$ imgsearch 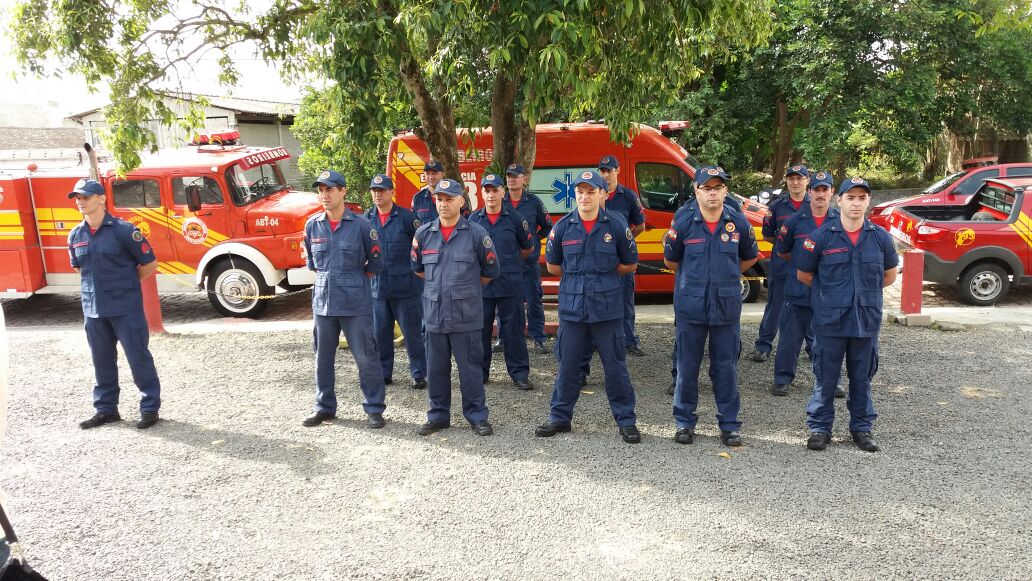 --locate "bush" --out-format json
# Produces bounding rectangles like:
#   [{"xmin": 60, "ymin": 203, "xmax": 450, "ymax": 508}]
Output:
[{"xmin": 730, "ymin": 171, "xmax": 775, "ymax": 198}]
